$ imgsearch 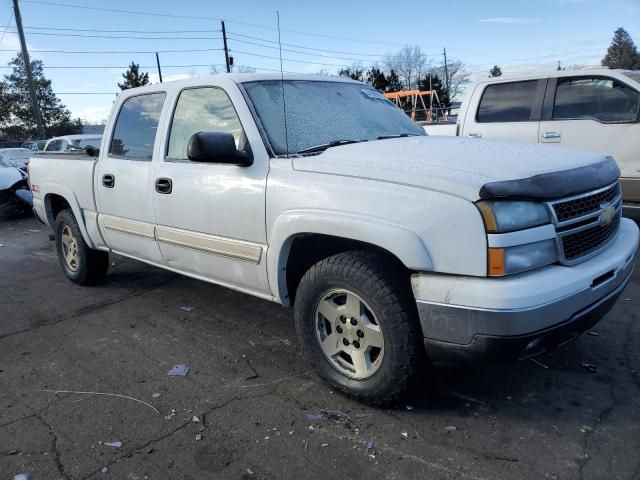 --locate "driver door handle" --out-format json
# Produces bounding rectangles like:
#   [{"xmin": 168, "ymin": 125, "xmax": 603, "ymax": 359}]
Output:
[
  {"xmin": 102, "ymin": 174, "xmax": 115, "ymax": 188},
  {"xmin": 155, "ymin": 177, "xmax": 173, "ymax": 194}
]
